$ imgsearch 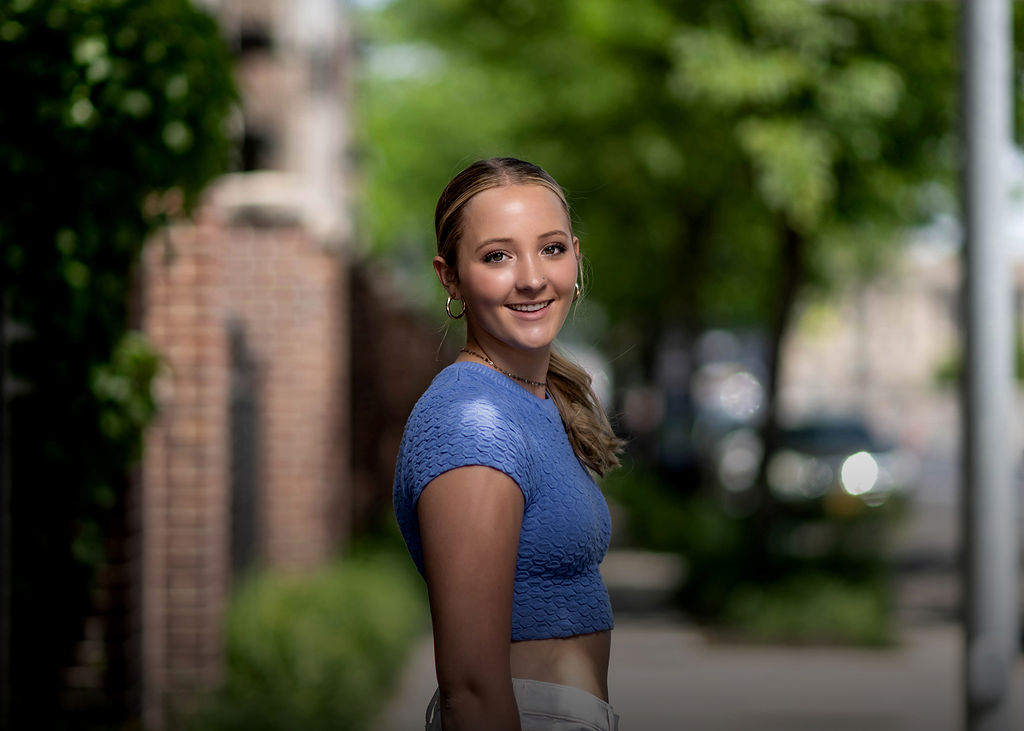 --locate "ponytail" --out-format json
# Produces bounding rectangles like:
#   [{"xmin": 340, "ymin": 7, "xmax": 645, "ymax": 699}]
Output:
[{"xmin": 546, "ymin": 348, "xmax": 624, "ymax": 478}]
